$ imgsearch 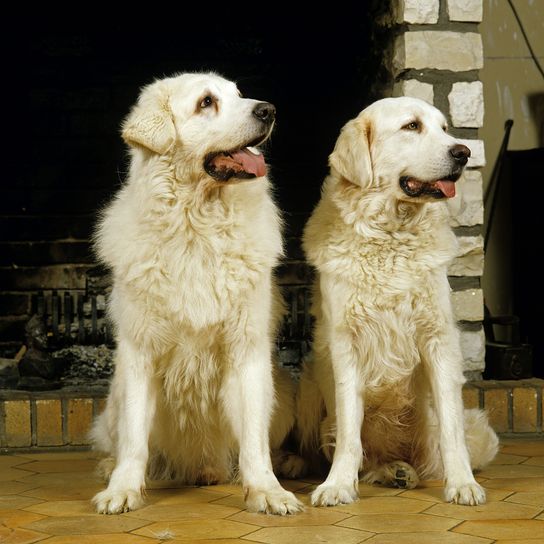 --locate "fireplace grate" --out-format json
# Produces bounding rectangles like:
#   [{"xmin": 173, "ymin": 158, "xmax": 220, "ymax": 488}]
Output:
[{"xmin": 32, "ymin": 286, "xmax": 314, "ymax": 367}]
